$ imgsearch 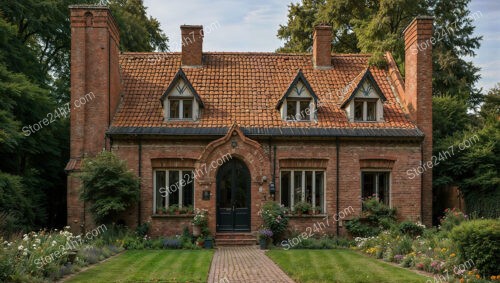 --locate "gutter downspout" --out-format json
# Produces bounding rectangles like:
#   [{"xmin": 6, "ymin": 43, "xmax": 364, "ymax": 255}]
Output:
[
  {"xmin": 273, "ymin": 144, "xmax": 277, "ymax": 201},
  {"xmin": 420, "ymin": 142, "xmax": 424, "ymax": 222},
  {"xmin": 336, "ymin": 137, "xmax": 340, "ymax": 237},
  {"xmin": 138, "ymin": 138, "xmax": 142, "ymax": 226}
]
